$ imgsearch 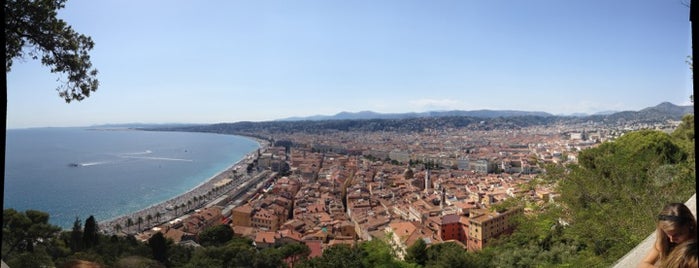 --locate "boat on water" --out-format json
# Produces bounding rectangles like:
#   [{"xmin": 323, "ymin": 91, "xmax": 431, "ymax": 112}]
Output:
[{"xmin": 68, "ymin": 163, "xmax": 80, "ymax": 167}]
